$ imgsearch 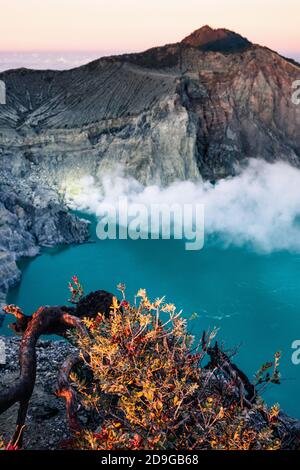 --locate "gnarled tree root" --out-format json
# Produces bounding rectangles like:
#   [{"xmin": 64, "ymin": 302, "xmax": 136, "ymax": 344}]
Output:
[{"xmin": 0, "ymin": 290, "xmax": 113, "ymax": 447}]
